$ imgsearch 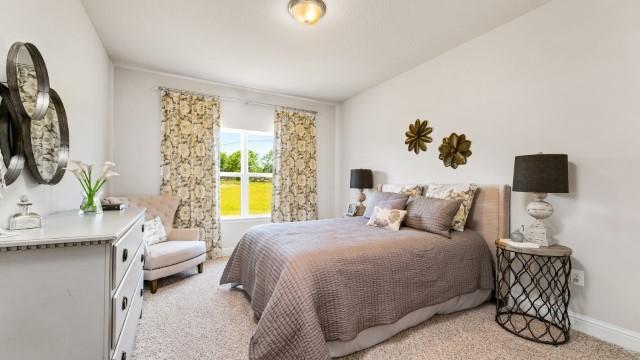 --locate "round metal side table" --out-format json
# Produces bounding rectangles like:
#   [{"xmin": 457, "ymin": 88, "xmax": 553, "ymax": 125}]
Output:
[{"xmin": 495, "ymin": 239, "xmax": 572, "ymax": 345}]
